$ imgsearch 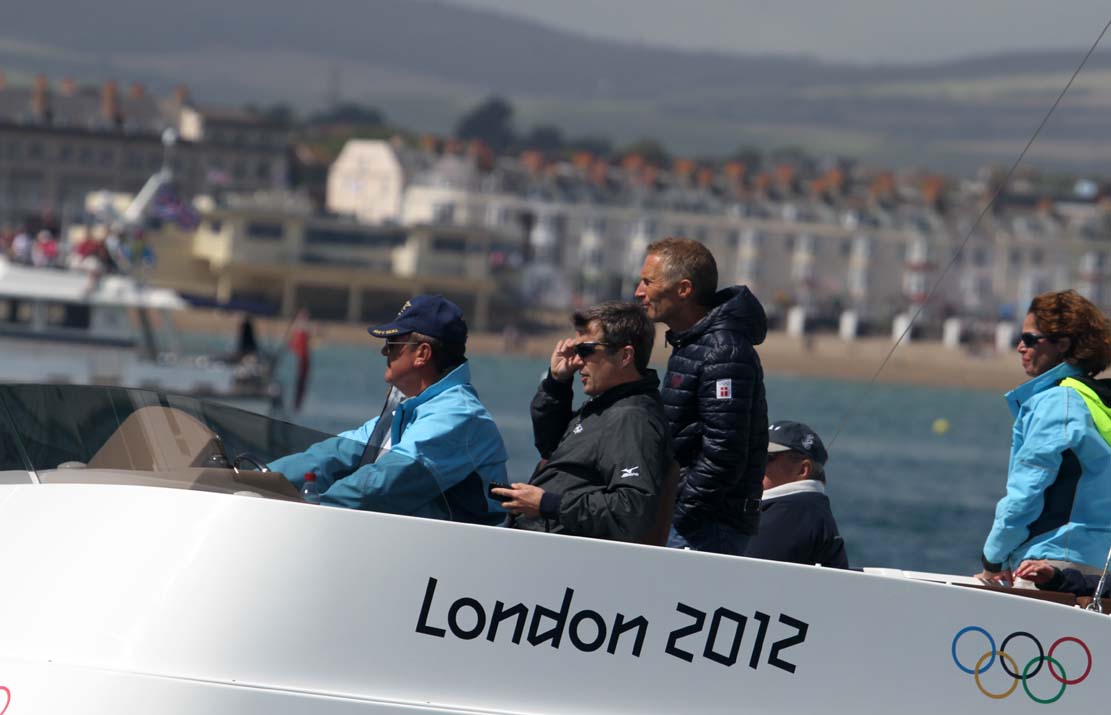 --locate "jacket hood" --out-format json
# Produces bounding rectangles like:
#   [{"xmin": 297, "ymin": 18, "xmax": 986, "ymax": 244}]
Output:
[{"xmin": 670, "ymin": 285, "xmax": 767, "ymax": 347}]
